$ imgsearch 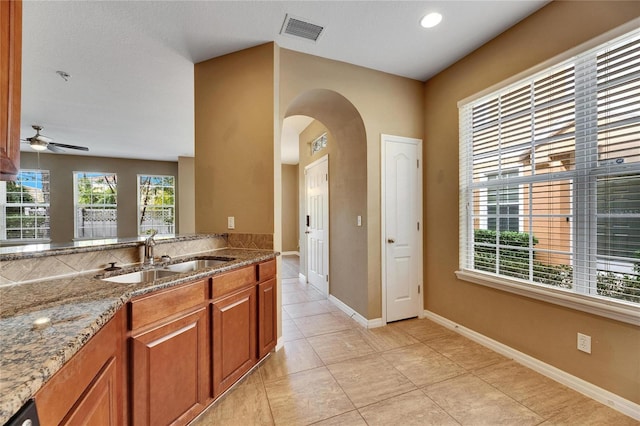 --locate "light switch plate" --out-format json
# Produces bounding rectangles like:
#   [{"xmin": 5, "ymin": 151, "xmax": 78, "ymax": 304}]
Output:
[{"xmin": 227, "ymin": 216, "xmax": 235, "ymax": 229}]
